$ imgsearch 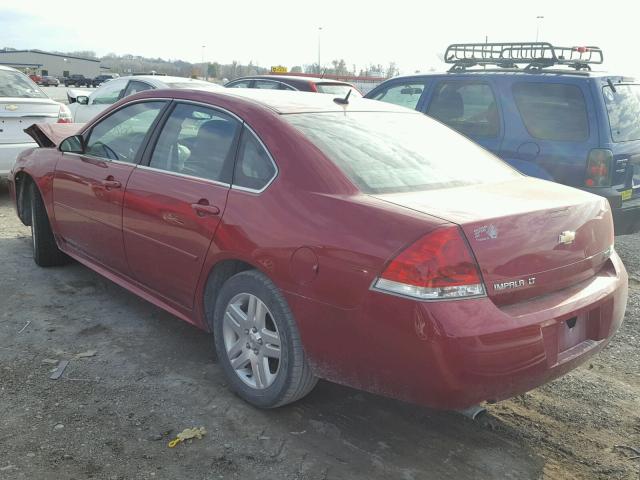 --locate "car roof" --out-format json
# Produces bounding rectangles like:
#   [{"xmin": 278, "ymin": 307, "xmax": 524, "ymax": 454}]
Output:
[
  {"xmin": 128, "ymin": 75, "xmax": 222, "ymax": 88},
  {"xmin": 137, "ymin": 88, "xmax": 414, "ymax": 115},
  {"xmin": 0, "ymin": 65, "xmax": 20, "ymax": 73},
  {"xmin": 231, "ymin": 75, "xmax": 354, "ymax": 85}
]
